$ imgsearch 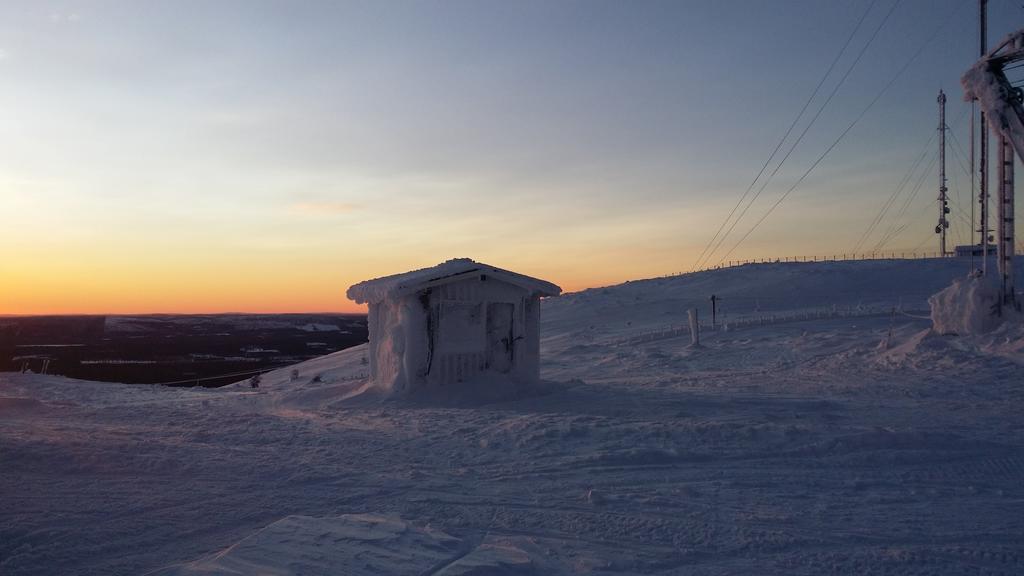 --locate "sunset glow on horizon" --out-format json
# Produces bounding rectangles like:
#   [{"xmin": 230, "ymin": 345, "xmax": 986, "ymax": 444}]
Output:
[{"xmin": 2, "ymin": 1, "xmax": 1019, "ymax": 315}]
